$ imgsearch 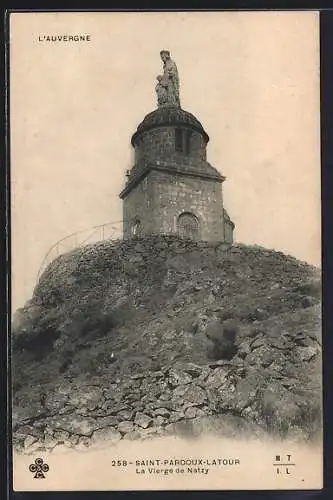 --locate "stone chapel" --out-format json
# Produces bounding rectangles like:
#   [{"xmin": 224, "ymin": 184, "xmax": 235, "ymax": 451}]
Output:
[{"xmin": 119, "ymin": 50, "xmax": 235, "ymax": 243}]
